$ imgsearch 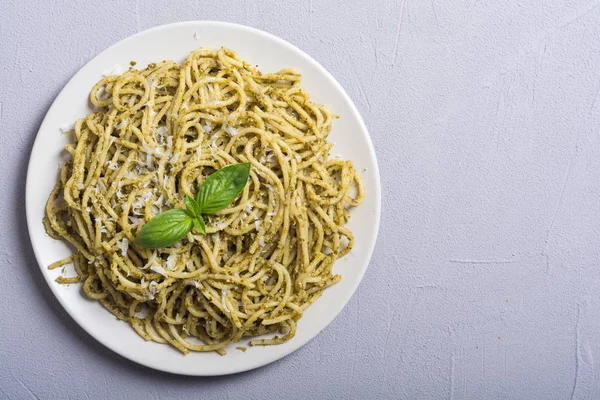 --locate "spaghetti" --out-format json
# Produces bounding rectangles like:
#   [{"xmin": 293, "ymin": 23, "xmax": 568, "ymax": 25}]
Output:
[{"xmin": 44, "ymin": 47, "xmax": 364, "ymax": 354}]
